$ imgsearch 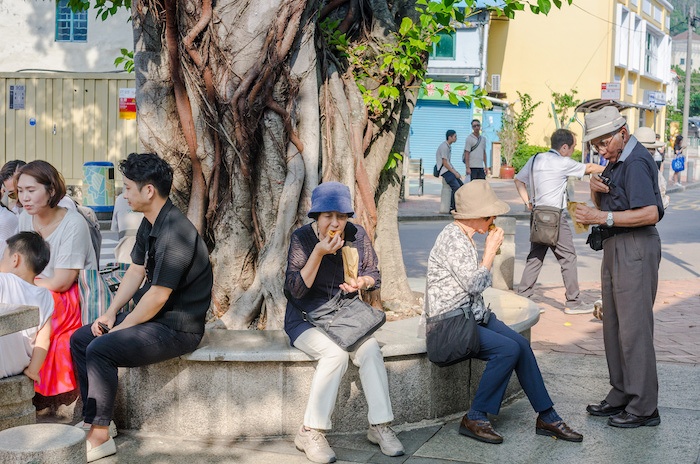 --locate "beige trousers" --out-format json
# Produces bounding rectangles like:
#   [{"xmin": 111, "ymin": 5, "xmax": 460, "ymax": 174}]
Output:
[{"xmin": 294, "ymin": 328, "xmax": 394, "ymax": 430}]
